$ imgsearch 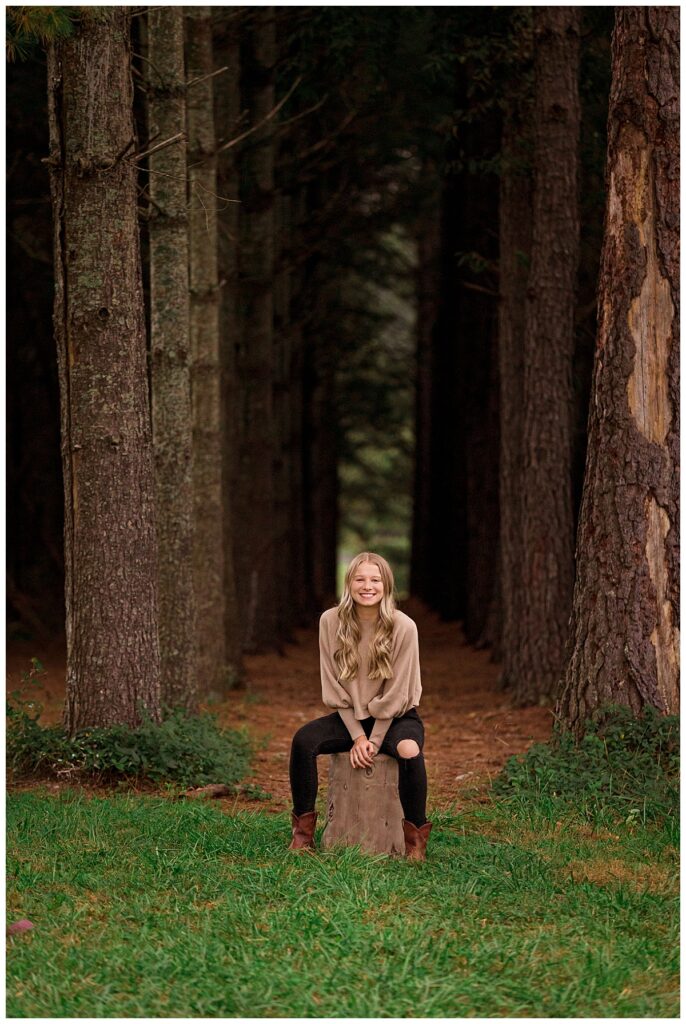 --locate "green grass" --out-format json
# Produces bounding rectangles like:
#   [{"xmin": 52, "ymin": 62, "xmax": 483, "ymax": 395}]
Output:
[{"xmin": 6, "ymin": 788, "xmax": 678, "ymax": 1017}]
